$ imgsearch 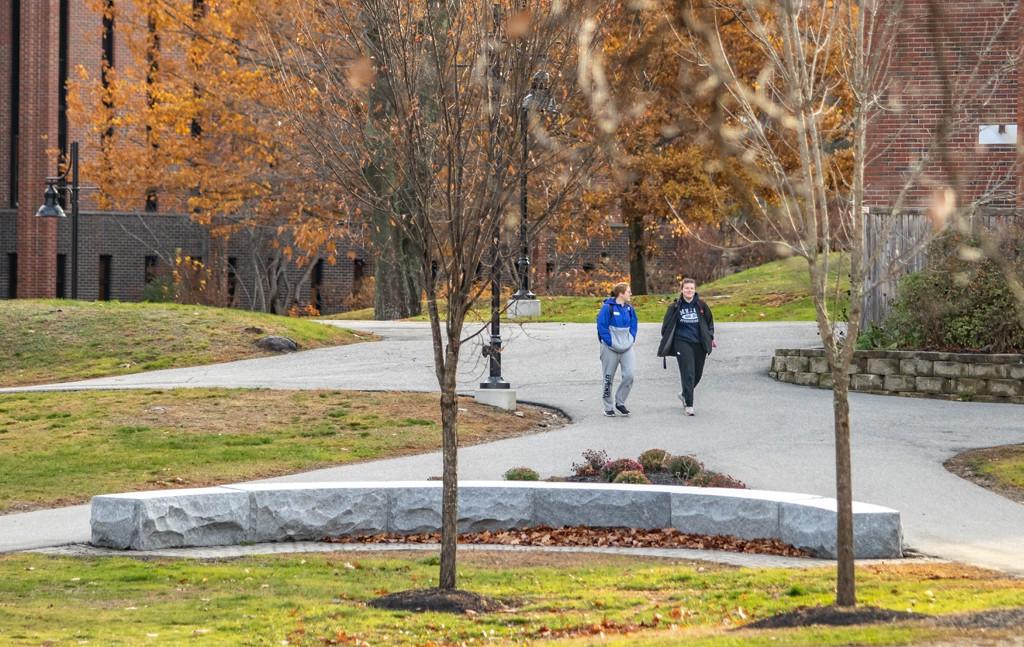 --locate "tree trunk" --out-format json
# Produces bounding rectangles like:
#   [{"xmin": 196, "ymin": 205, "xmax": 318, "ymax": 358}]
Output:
[
  {"xmin": 622, "ymin": 192, "xmax": 648, "ymax": 295},
  {"xmin": 373, "ymin": 227, "xmax": 423, "ymax": 319},
  {"xmin": 831, "ymin": 367, "xmax": 856, "ymax": 607},
  {"xmin": 437, "ymin": 340, "xmax": 460, "ymax": 590}
]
